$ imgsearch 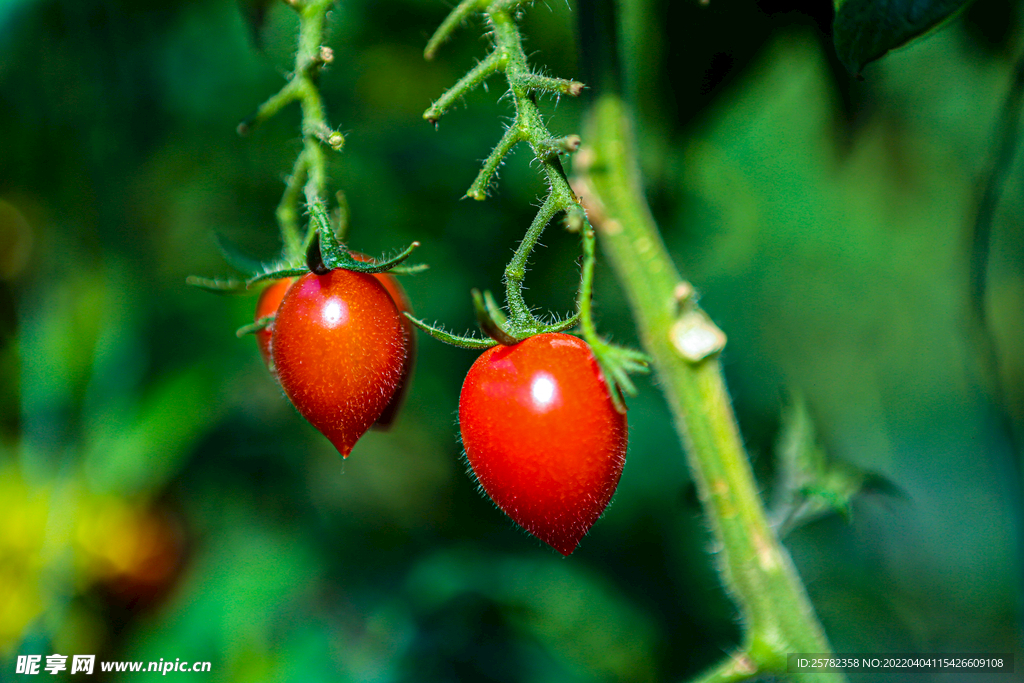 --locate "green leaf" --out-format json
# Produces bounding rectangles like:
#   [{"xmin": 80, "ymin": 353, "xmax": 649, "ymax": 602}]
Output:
[
  {"xmin": 770, "ymin": 395, "xmax": 904, "ymax": 535},
  {"xmin": 833, "ymin": 0, "xmax": 970, "ymax": 75}
]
